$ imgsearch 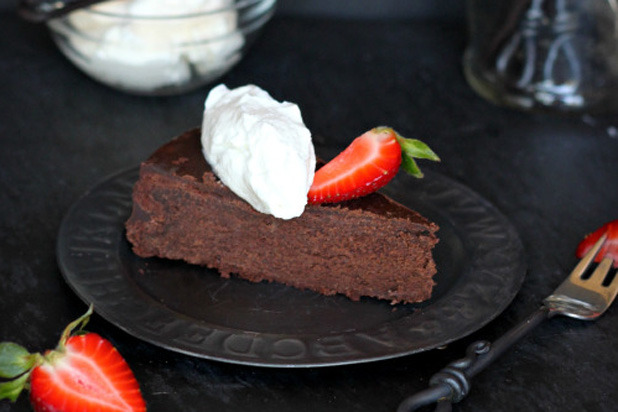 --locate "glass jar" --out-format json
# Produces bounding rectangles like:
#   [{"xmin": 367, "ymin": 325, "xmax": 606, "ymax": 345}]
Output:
[{"xmin": 464, "ymin": 0, "xmax": 618, "ymax": 111}]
